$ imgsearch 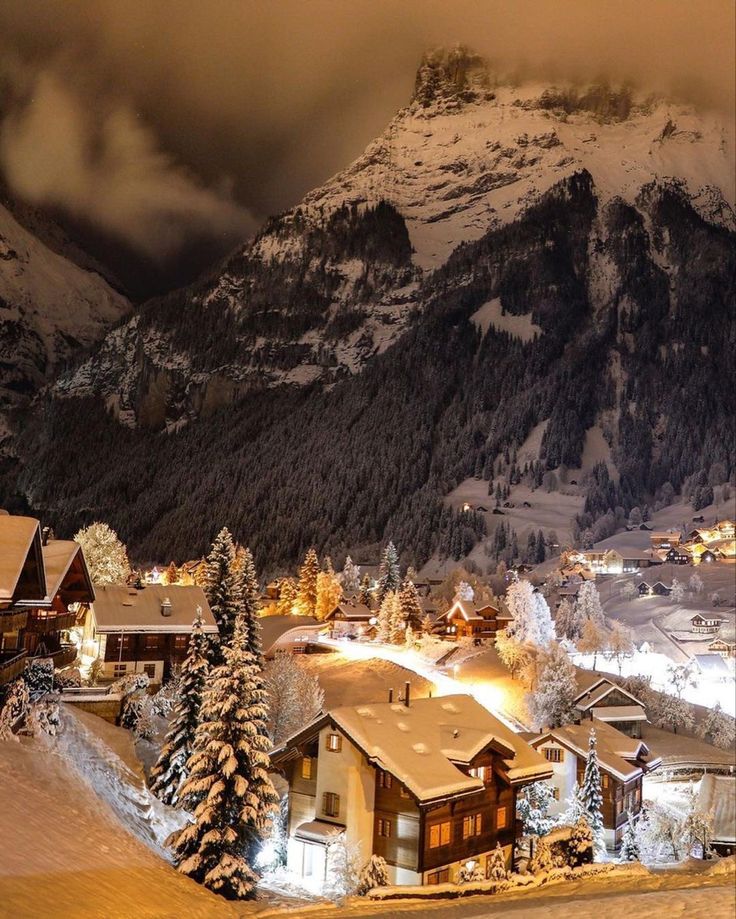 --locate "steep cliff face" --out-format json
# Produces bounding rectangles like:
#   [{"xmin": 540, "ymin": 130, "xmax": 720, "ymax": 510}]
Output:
[
  {"xmin": 50, "ymin": 48, "xmax": 734, "ymax": 432},
  {"xmin": 0, "ymin": 201, "xmax": 130, "ymax": 446},
  {"xmin": 5, "ymin": 49, "xmax": 735, "ymax": 565}
]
